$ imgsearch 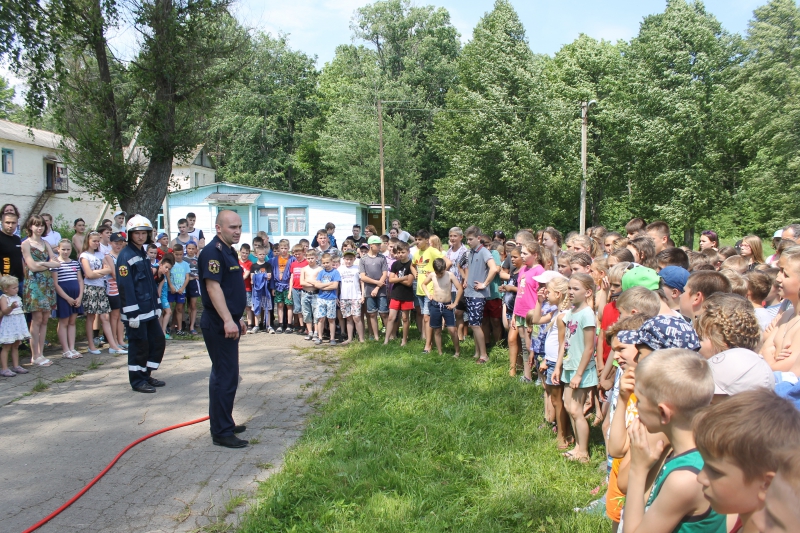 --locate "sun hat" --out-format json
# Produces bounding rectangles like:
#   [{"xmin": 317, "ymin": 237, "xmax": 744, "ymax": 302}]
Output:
[
  {"xmin": 616, "ymin": 315, "xmax": 700, "ymax": 351},
  {"xmin": 658, "ymin": 266, "xmax": 690, "ymax": 292},
  {"xmin": 708, "ymin": 348, "xmax": 775, "ymax": 396},
  {"xmin": 533, "ymin": 270, "xmax": 566, "ymax": 284},
  {"xmin": 621, "ymin": 266, "xmax": 660, "ymax": 291}
]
